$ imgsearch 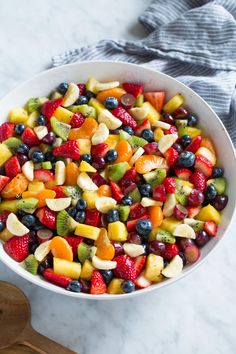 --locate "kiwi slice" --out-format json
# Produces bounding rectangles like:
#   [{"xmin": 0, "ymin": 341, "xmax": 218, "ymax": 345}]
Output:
[
  {"xmin": 108, "ymin": 162, "xmax": 127, "ymax": 182},
  {"xmin": 129, "ymin": 187, "xmax": 141, "ymax": 203},
  {"xmin": 56, "ymin": 210, "xmax": 71, "ymax": 236},
  {"xmin": 175, "ymin": 189, "xmax": 188, "ymax": 206},
  {"xmin": 175, "ymin": 119, "xmax": 188, "ymax": 128},
  {"xmin": 21, "ymin": 255, "xmax": 38, "ymax": 275},
  {"xmin": 16, "ymin": 198, "xmax": 39, "ymax": 213},
  {"xmin": 26, "ymin": 97, "xmax": 48, "ymax": 113},
  {"xmin": 128, "ymin": 136, "xmax": 148, "ymax": 150},
  {"xmin": 155, "ymin": 228, "xmax": 176, "ymax": 244},
  {"xmin": 77, "ymin": 242, "xmax": 91, "ymax": 264},
  {"xmin": 135, "ymin": 94, "xmax": 144, "ymax": 107},
  {"xmin": 67, "ymin": 104, "xmax": 97, "ymax": 119},
  {"xmin": 119, "ymin": 130, "xmax": 131, "ymax": 141},
  {"xmin": 144, "ymin": 168, "xmax": 166, "ymax": 188},
  {"xmin": 3, "ymin": 137, "xmax": 22, "ymax": 152},
  {"xmin": 207, "ymin": 178, "xmax": 226, "ymax": 195},
  {"xmin": 50, "ymin": 90, "xmax": 63, "ymax": 100},
  {"xmin": 63, "ymin": 186, "xmax": 81, "ymax": 199},
  {"xmin": 50, "ymin": 117, "xmax": 71, "ymax": 141},
  {"xmin": 42, "ymin": 161, "xmax": 52, "ymax": 170},
  {"xmin": 118, "ymin": 205, "xmax": 130, "ymax": 222}
]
